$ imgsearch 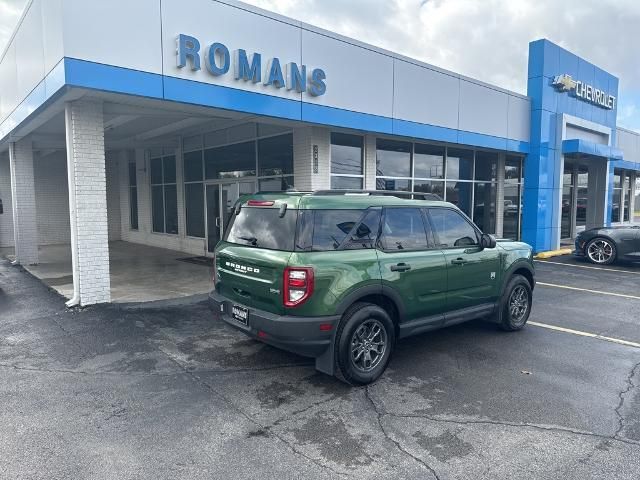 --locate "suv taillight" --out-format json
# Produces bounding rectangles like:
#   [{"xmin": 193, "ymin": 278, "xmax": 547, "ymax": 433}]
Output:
[{"xmin": 283, "ymin": 267, "xmax": 314, "ymax": 307}]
